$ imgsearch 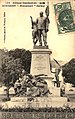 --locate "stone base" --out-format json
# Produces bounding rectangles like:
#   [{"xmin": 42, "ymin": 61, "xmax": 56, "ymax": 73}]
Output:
[
  {"xmin": 49, "ymin": 87, "xmax": 61, "ymax": 96},
  {"xmin": 9, "ymin": 96, "xmax": 67, "ymax": 108},
  {"xmin": 30, "ymin": 48, "xmax": 52, "ymax": 76},
  {"xmin": 11, "ymin": 97, "xmax": 27, "ymax": 102},
  {"xmin": 33, "ymin": 45, "xmax": 49, "ymax": 49},
  {"xmin": 11, "ymin": 97, "xmax": 67, "ymax": 102}
]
